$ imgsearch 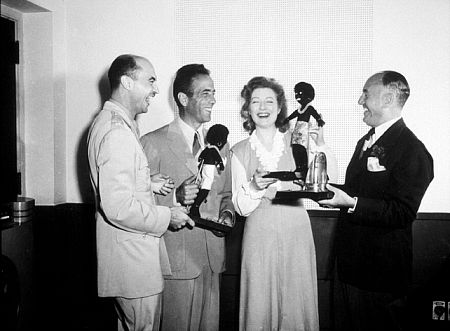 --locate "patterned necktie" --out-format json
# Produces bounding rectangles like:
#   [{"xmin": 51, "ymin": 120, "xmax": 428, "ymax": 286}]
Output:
[
  {"xmin": 365, "ymin": 127, "xmax": 376, "ymax": 149},
  {"xmin": 359, "ymin": 127, "xmax": 375, "ymax": 159},
  {"xmin": 193, "ymin": 132, "xmax": 201, "ymax": 156}
]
